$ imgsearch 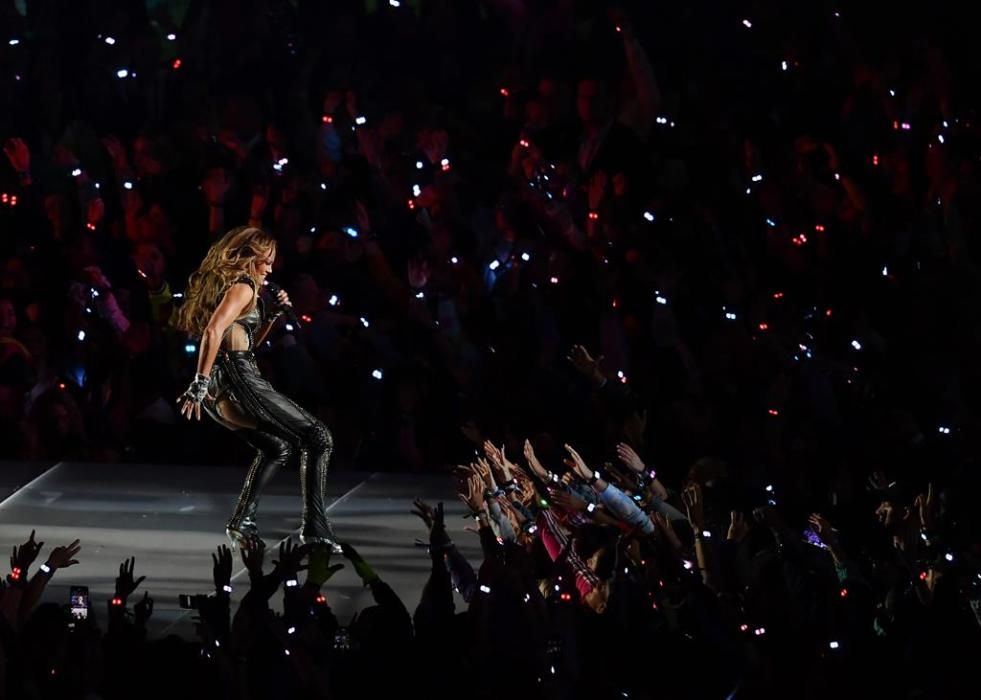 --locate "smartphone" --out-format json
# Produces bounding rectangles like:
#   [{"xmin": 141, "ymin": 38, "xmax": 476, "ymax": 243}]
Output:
[
  {"xmin": 69, "ymin": 585, "xmax": 89, "ymax": 620},
  {"xmin": 333, "ymin": 626, "xmax": 351, "ymax": 651},
  {"xmin": 178, "ymin": 593, "xmax": 209, "ymax": 610},
  {"xmin": 803, "ymin": 528, "xmax": 829, "ymax": 550}
]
